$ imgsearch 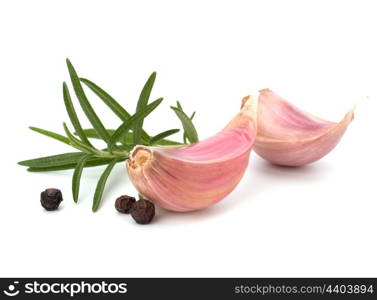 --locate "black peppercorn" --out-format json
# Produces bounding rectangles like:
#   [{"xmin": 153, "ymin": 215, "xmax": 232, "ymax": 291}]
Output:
[
  {"xmin": 40, "ymin": 188, "xmax": 63, "ymax": 211},
  {"xmin": 130, "ymin": 199, "xmax": 155, "ymax": 224},
  {"xmin": 115, "ymin": 195, "xmax": 136, "ymax": 213}
]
